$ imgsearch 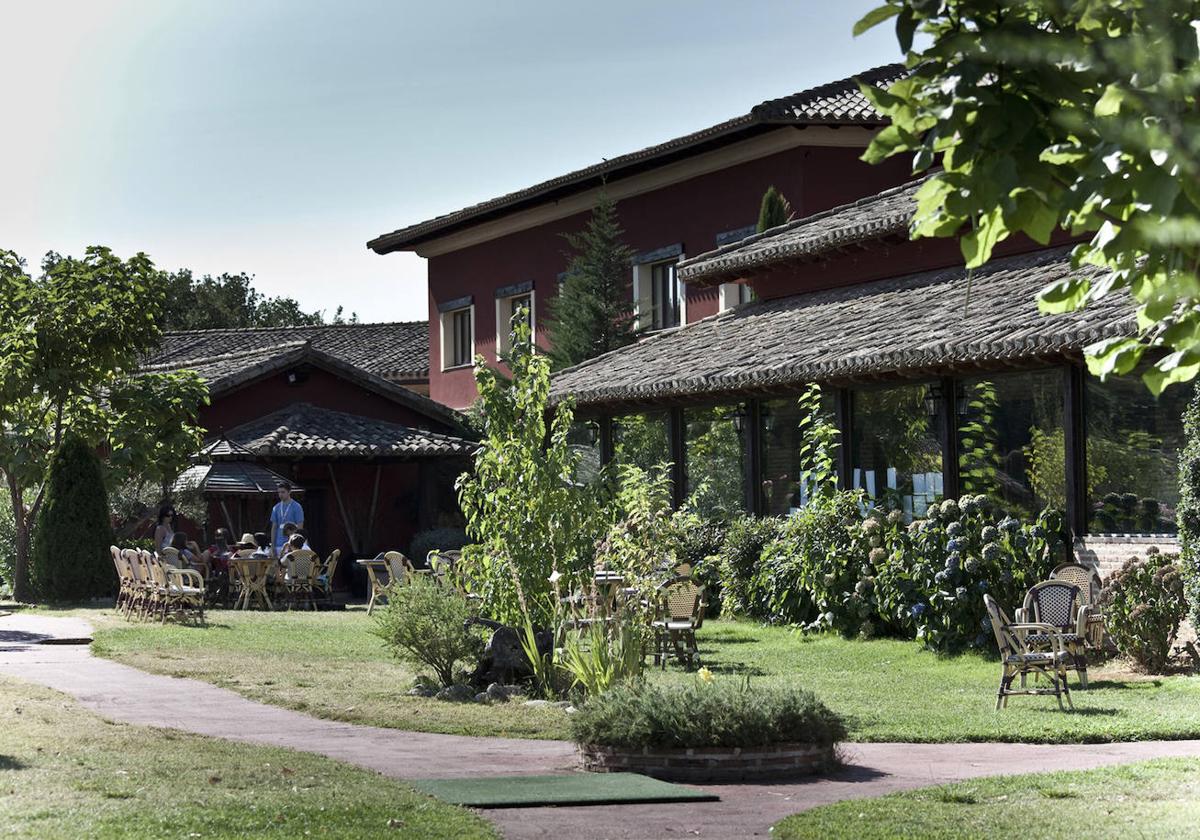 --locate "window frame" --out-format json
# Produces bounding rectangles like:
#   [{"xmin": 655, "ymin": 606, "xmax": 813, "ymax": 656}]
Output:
[
  {"xmin": 495, "ymin": 289, "xmax": 535, "ymax": 356},
  {"xmin": 633, "ymin": 253, "xmax": 686, "ymax": 332},
  {"xmin": 439, "ymin": 304, "xmax": 475, "ymax": 371}
]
